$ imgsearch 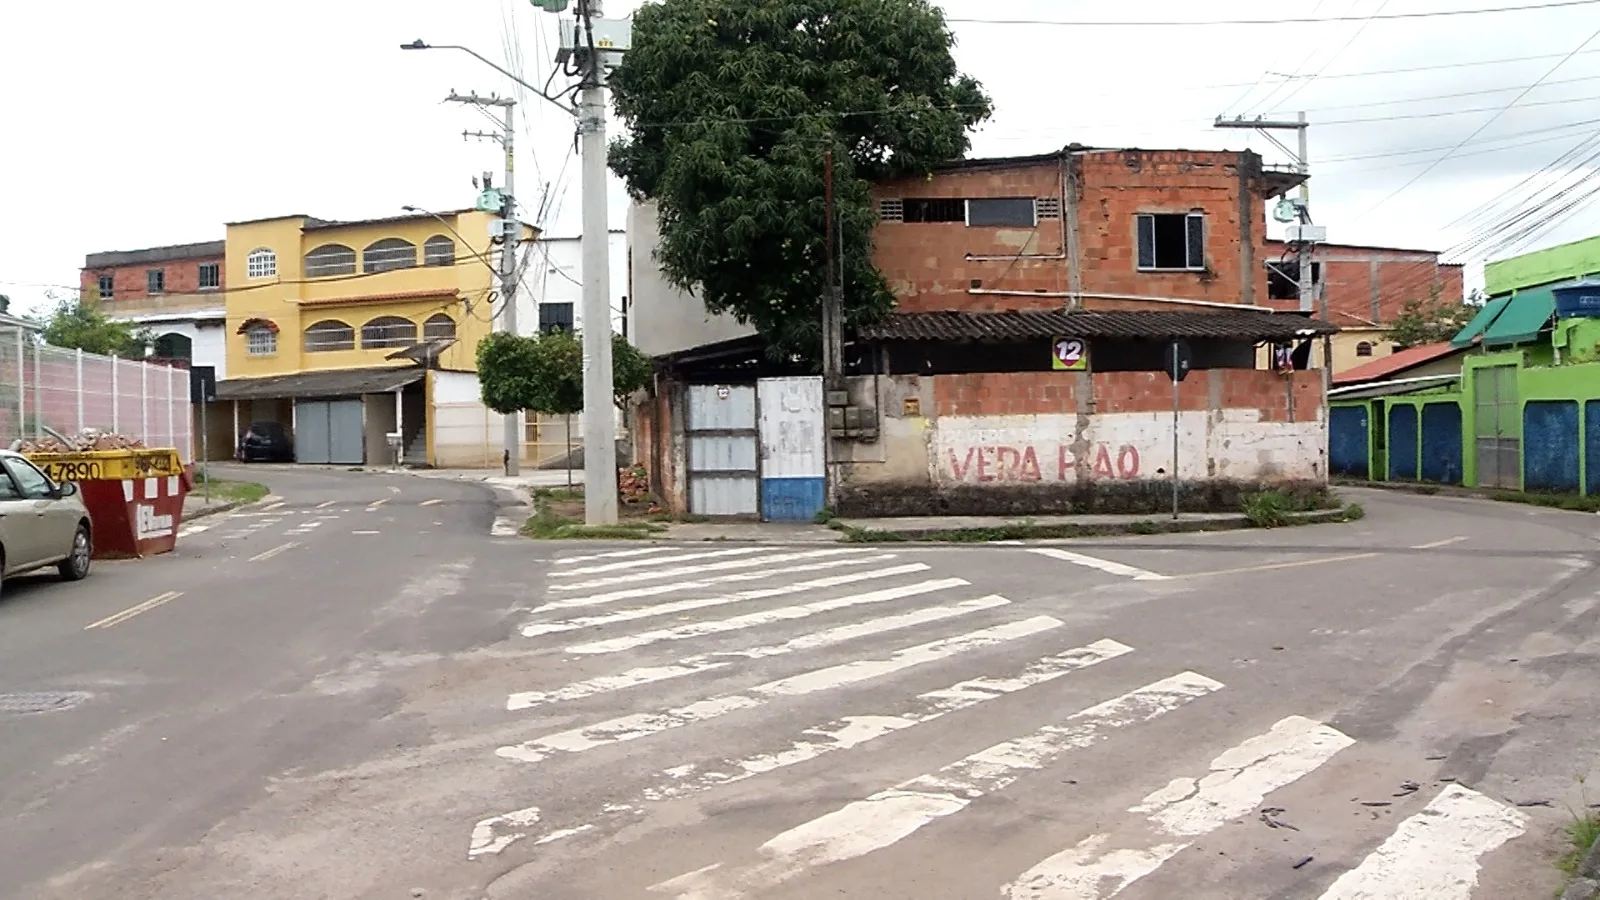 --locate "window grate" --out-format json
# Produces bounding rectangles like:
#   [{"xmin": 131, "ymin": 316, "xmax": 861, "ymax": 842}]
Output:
[
  {"xmin": 1036, "ymin": 197, "xmax": 1062, "ymax": 220},
  {"xmin": 198, "ymin": 263, "xmax": 220, "ymax": 289},
  {"xmin": 877, "ymin": 199, "xmax": 904, "ymax": 222}
]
